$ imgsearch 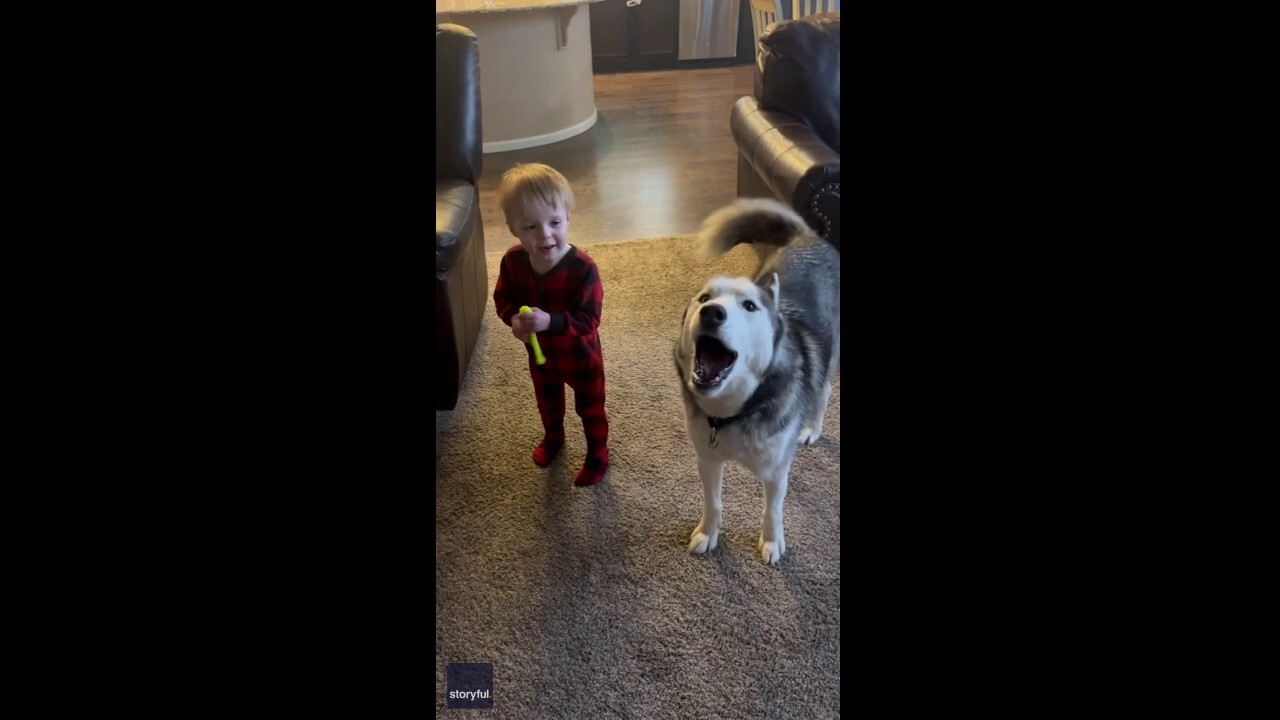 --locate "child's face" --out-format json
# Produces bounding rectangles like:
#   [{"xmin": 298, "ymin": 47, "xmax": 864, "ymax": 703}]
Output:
[{"xmin": 509, "ymin": 199, "xmax": 570, "ymax": 264}]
